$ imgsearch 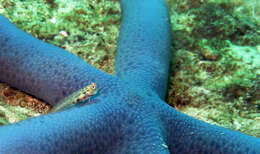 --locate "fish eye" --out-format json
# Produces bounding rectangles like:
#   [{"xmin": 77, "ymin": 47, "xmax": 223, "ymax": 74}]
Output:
[{"xmin": 92, "ymin": 85, "xmax": 96, "ymax": 89}]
